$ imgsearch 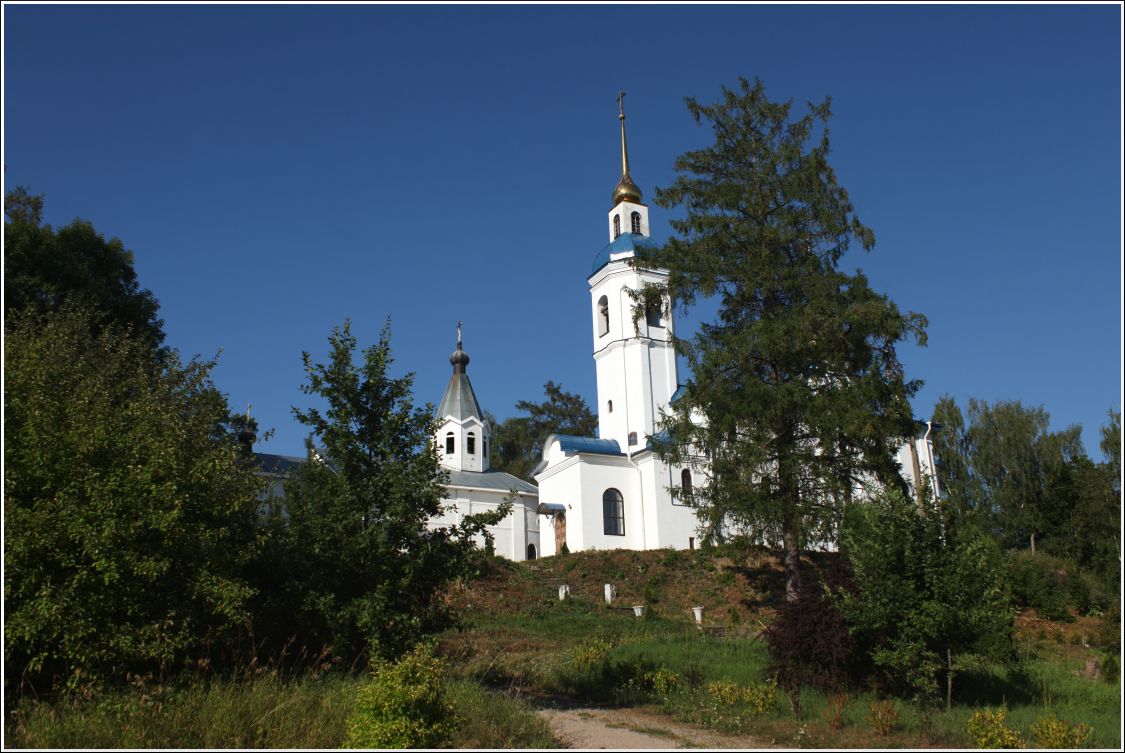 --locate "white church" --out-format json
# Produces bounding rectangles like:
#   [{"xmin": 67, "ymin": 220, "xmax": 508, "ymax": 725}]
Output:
[{"xmin": 258, "ymin": 100, "xmax": 939, "ymax": 562}]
